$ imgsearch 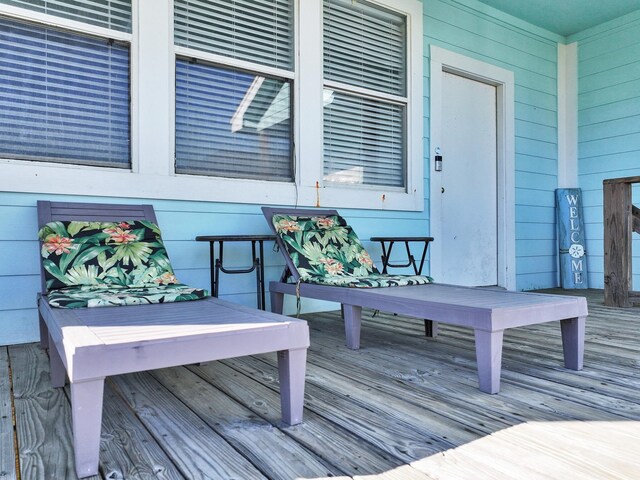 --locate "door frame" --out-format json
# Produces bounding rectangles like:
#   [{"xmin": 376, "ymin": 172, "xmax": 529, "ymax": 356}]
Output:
[{"xmin": 429, "ymin": 46, "xmax": 516, "ymax": 290}]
